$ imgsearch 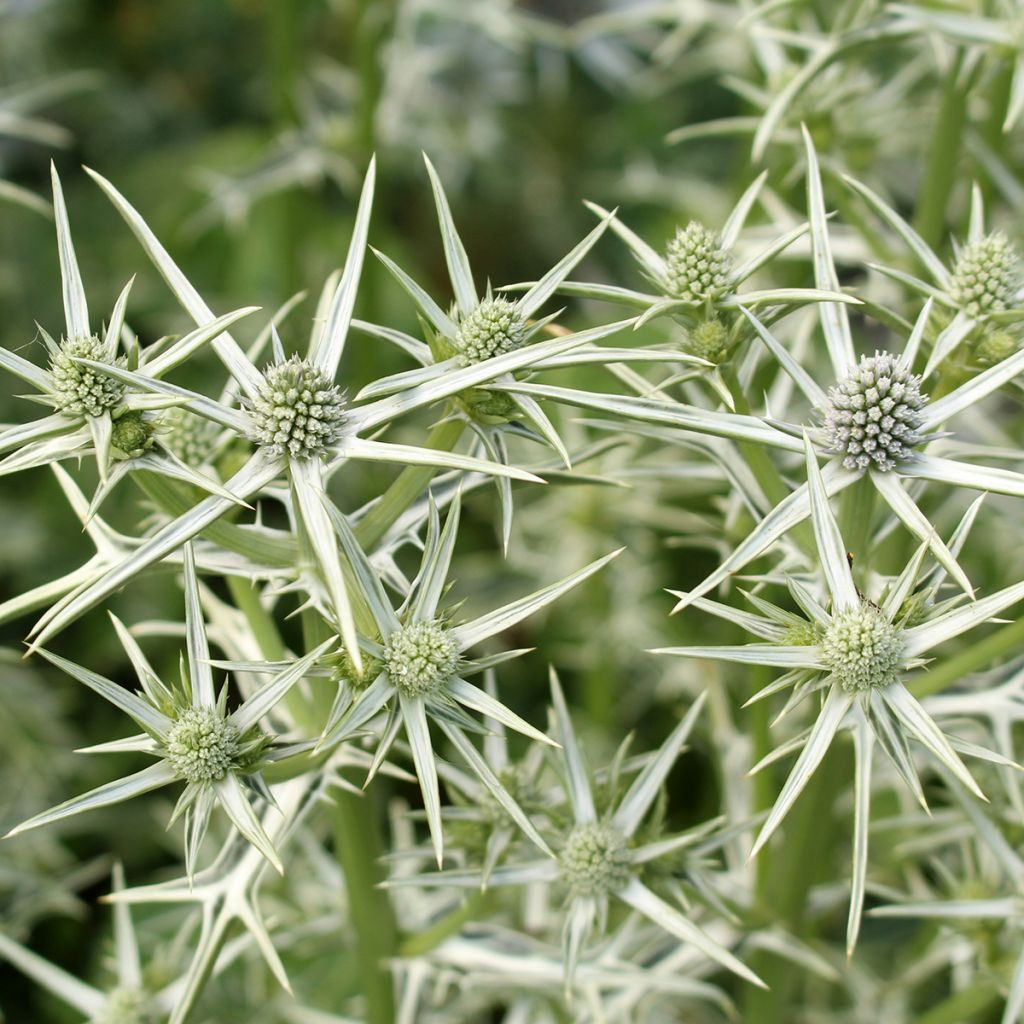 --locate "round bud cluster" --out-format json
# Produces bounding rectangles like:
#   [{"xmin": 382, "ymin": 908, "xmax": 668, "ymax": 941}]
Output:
[
  {"xmin": 453, "ymin": 298, "xmax": 528, "ymax": 365},
  {"xmin": 821, "ymin": 603, "xmax": 904, "ymax": 693},
  {"xmin": 681, "ymin": 317, "xmax": 729, "ymax": 362},
  {"xmin": 949, "ymin": 232, "xmax": 1021, "ymax": 318},
  {"xmin": 821, "ymin": 352, "xmax": 927, "ymax": 472},
  {"xmin": 165, "ymin": 707, "xmax": 241, "ymax": 784},
  {"xmin": 161, "ymin": 407, "xmax": 222, "ymax": 466},
  {"xmin": 558, "ymin": 823, "xmax": 632, "ymax": 896},
  {"xmin": 246, "ymin": 356, "xmax": 346, "ymax": 459},
  {"xmin": 94, "ymin": 987, "xmax": 158, "ymax": 1024},
  {"xmin": 662, "ymin": 222, "xmax": 732, "ymax": 303},
  {"xmin": 111, "ymin": 411, "xmax": 155, "ymax": 458},
  {"xmin": 49, "ymin": 335, "xmax": 127, "ymax": 418},
  {"xmin": 383, "ymin": 620, "xmax": 460, "ymax": 697}
]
